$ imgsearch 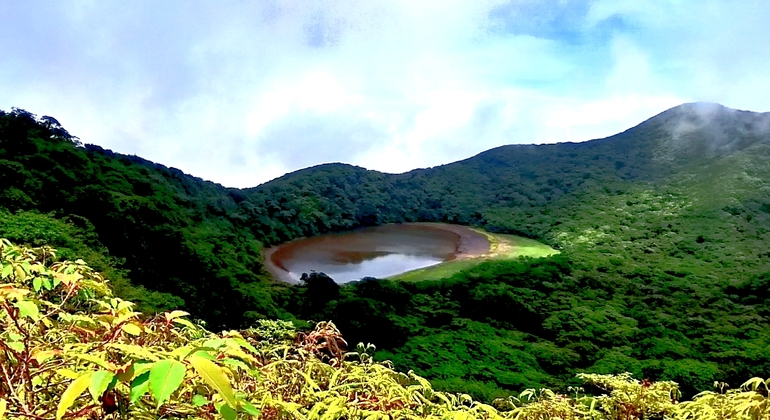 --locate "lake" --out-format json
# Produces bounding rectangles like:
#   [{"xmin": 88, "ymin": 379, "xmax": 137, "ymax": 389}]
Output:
[{"xmin": 264, "ymin": 223, "xmax": 490, "ymax": 284}]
